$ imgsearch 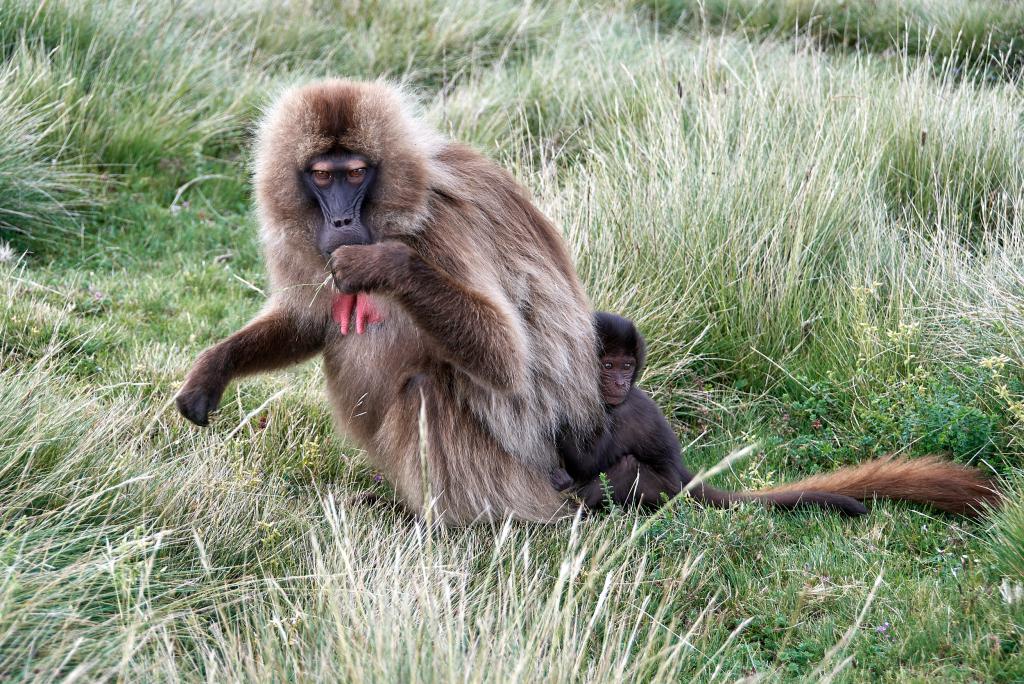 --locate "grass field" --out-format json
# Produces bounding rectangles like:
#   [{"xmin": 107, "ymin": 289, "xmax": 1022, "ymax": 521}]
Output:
[{"xmin": 1, "ymin": 0, "xmax": 1023, "ymax": 680}]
